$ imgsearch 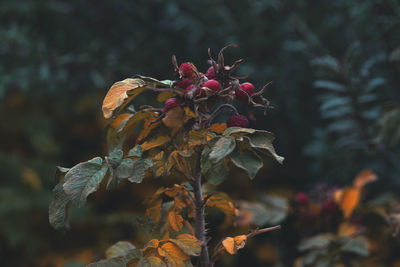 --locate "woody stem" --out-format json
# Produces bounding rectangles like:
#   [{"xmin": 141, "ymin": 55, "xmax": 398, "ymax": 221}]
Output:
[{"xmin": 193, "ymin": 149, "xmax": 210, "ymax": 267}]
